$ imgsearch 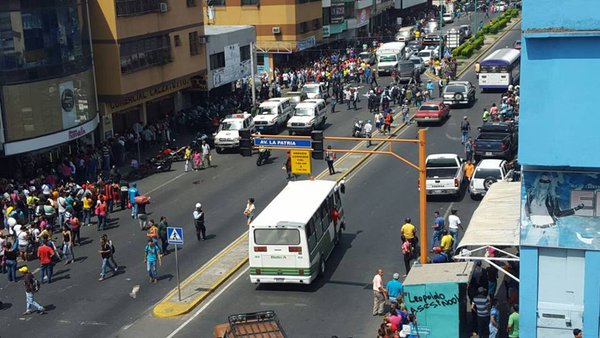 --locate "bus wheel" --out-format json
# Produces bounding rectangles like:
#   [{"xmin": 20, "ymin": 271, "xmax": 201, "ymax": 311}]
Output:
[{"xmin": 319, "ymin": 258, "xmax": 326, "ymax": 276}]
